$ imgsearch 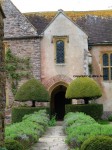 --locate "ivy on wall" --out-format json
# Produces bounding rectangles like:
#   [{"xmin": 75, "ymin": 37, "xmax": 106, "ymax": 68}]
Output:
[{"xmin": 5, "ymin": 48, "xmax": 32, "ymax": 95}]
